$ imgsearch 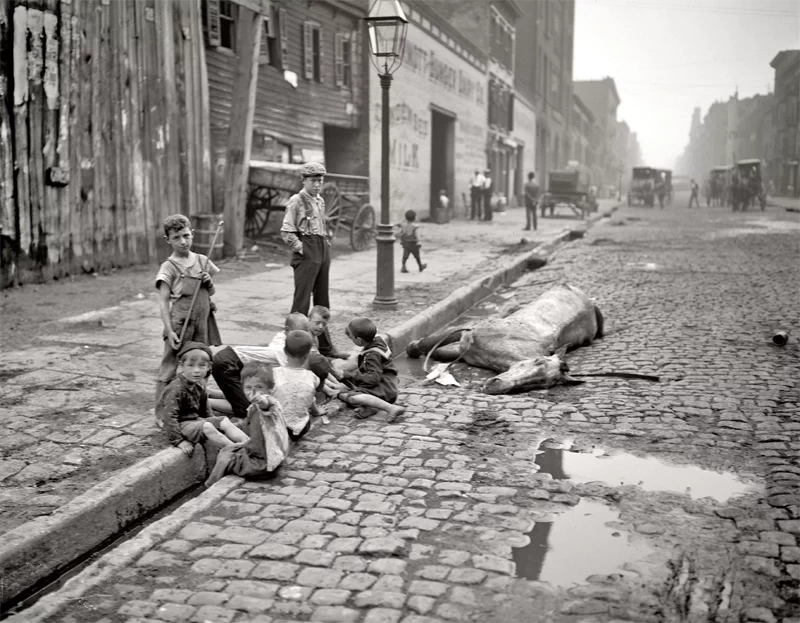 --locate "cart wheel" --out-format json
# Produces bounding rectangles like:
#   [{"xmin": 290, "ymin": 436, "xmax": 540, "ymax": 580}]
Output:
[
  {"xmin": 245, "ymin": 185, "xmax": 276, "ymax": 239},
  {"xmin": 351, "ymin": 204, "xmax": 376, "ymax": 251},
  {"xmin": 321, "ymin": 182, "xmax": 342, "ymax": 238}
]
